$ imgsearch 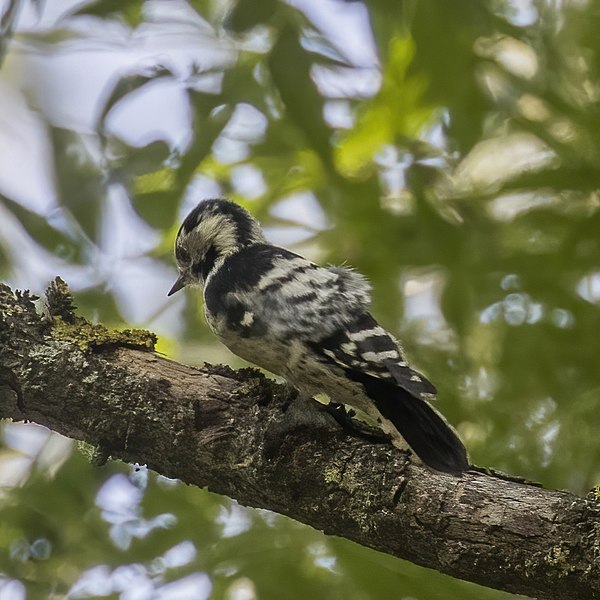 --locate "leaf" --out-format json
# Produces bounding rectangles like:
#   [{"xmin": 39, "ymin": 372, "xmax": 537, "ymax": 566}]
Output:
[
  {"xmin": 134, "ymin": 167, "xmax": 177, "ymax": 196},
  {"xmin": 98, "ymin": 67, "xmax": 176, "ymax": 130},
  {"xmin": 225, "ymin": 0, "xmax": 278, "ymax": 33},
  {"xmin": 132, "ymin": 167, "xmax": 179, "ymax": 228},
  {"xmin": 176, "ymin": 94, "xmax": 234, "ymax": 188},
  {"xmin": 49, "ymin": 127, "xmax": 106, "ymax": 242},
  {"xmin": 0, "ymin": 195, "xmax": 83, "ymax": 264},
  {"xmin": 335, "ymin": 36, "xmax": 433, "ymax": 178},
  {"xmin": 0, "ymin": 0, "xmax": 20, "ymax": 66},
  {"xmin": 109, "ymin": 139, "xmax": 171, "ymax": 177},
  {"xmin": 499, "ymin": 166, "xmax": 600, "ymax": 194},
  {"xmin": 268, "ymin": 22, "xmax": 333, "ymax": 168},
  {"xmin": 74, "ymin": 0, "xmax": 145, "ymax": 26},
  {"xmin": 409, "ymin": 0, "xmax": 492, "ymax": 153},
  {"xmin": 219, "ymin": 56, "xmax": 271, "ymax": 116}
]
